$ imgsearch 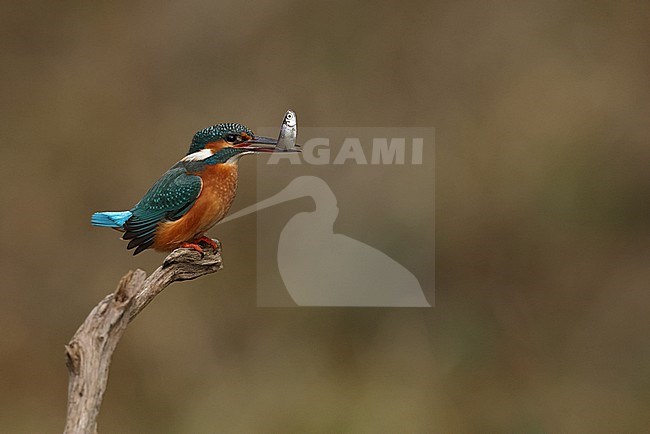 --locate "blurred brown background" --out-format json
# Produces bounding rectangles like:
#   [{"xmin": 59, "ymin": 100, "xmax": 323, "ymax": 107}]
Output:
[{"xmin": 1, "ymin": 0, "xmax": 649, "ymax": 432}]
